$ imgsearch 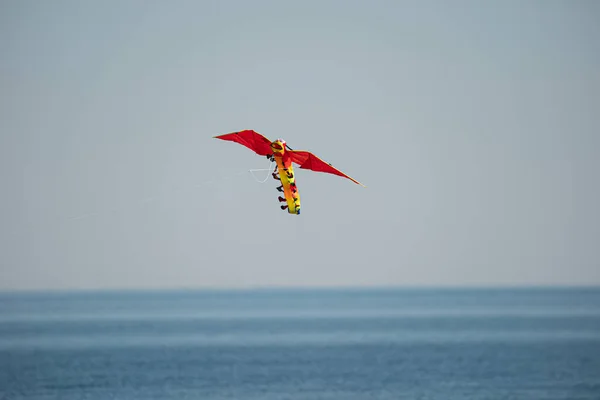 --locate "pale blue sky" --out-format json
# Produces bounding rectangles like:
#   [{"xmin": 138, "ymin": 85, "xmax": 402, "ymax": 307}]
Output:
[{"xmin": 1, "ymin": 0, "xmax": 599, "ymax": 290}]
